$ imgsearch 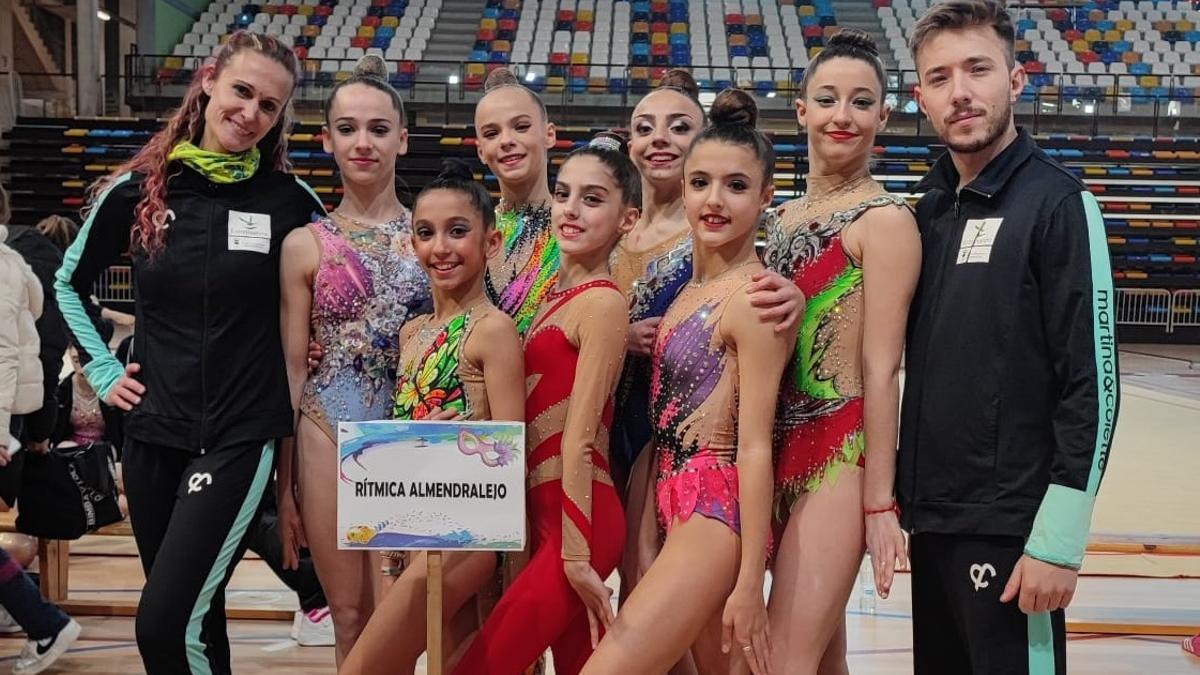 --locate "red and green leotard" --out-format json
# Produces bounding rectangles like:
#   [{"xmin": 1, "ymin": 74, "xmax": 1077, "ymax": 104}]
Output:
[{"xmin": 763, "ymin": 188, "xmax": 909, "ymax": 519}]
